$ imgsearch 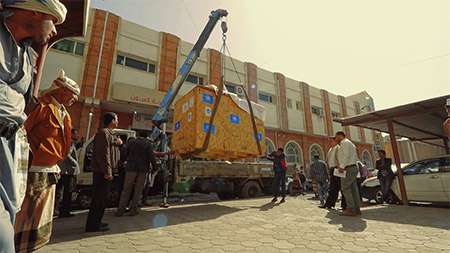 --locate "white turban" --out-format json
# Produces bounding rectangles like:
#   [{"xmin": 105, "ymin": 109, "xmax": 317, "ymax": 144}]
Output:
[
  {"xmin": 39, "ymin": 69, "xmax": 80, "ymax": 97},
  {"xmin": 0, "ymin": 0, "xmax": 67, "ymax": 25}
]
